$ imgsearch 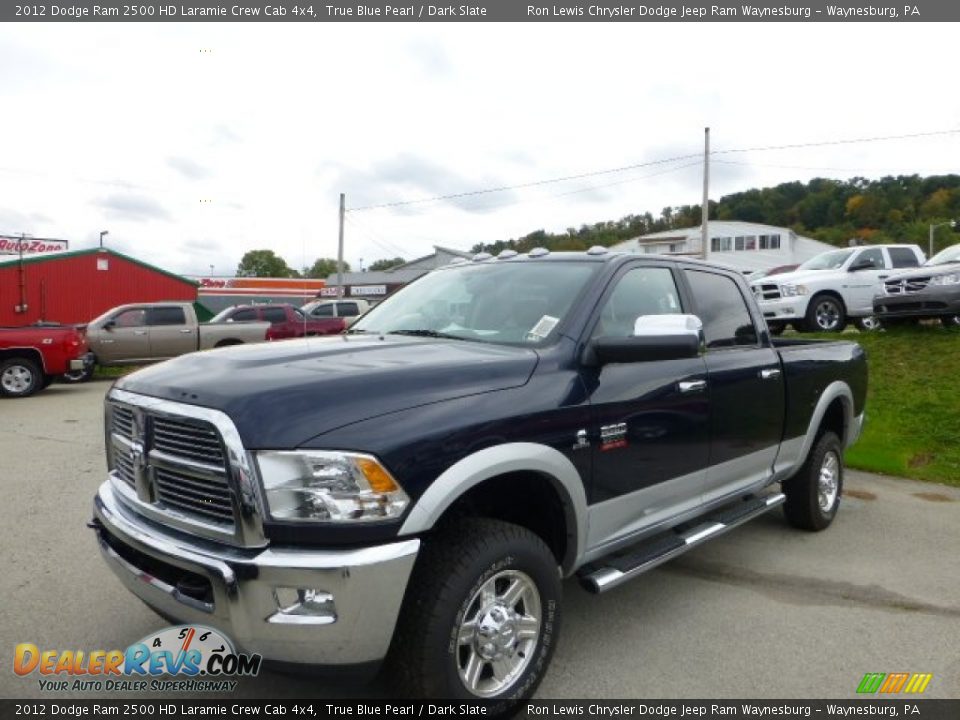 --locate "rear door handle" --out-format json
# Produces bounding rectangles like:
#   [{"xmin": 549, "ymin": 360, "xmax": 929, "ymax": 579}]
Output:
[
  {"xmin": 878, "ymin": 275, "xmax": 889, "ymax": 280},
  {"xmin": 133, "ymin": 330, "xmax": 147, "ymax": 336},
  {"xmin": 179, "ymin": 329, "xmax": 192, "ymax": 334},
  {"xmin": 760, "ymin": 368, "xmax": 781, "ymax": 380},
  {"xmin": 678, "ymin": 380, "xmax": 707, "ymax": 393}
]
